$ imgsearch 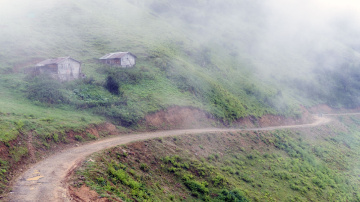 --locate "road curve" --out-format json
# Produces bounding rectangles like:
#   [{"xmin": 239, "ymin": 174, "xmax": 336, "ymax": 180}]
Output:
[{"xmin": 8, "ymin": 115, "xmax": 333, "ymax": 202}]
